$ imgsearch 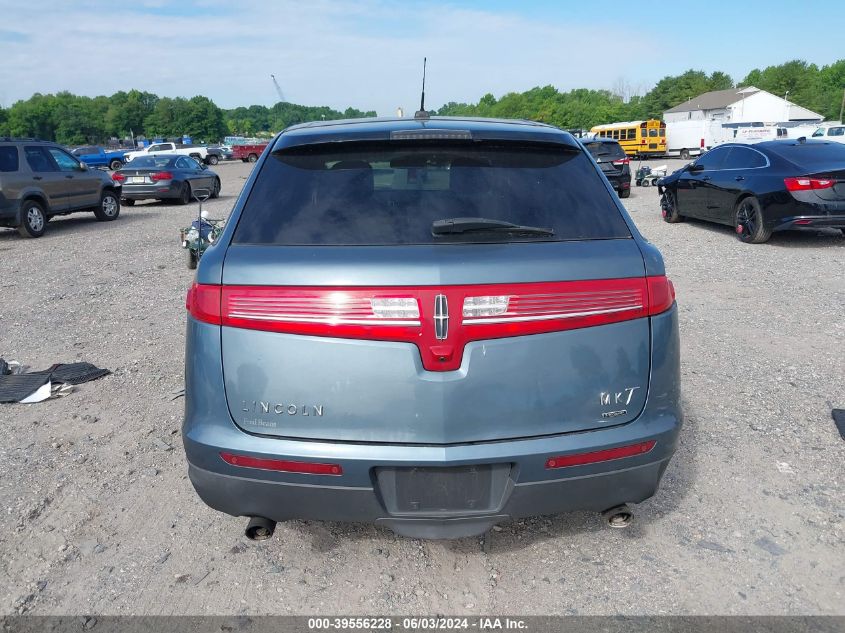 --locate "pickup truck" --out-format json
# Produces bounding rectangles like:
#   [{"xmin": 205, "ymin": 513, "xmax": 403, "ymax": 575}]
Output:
[
  {"xmin": 71, "ymin": 146, "xmax": 129, "ymax": 171},
  {"xmin": 124, "ymin": 142, "xmax": 218, "ymax": 165},
  {"xmin": 233, "ymin": 143, "xmax": 269, "ymax": 163}
]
